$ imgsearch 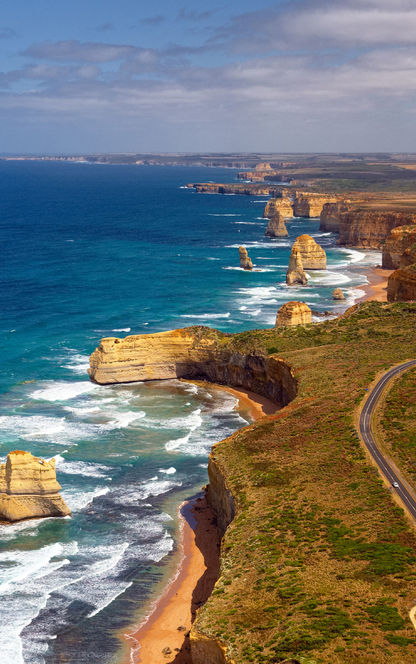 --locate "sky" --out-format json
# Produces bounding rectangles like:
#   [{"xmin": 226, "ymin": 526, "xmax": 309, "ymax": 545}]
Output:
[{"xmin": 0, "ymin": 0, "xmax": 416, "ymax": 153}]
